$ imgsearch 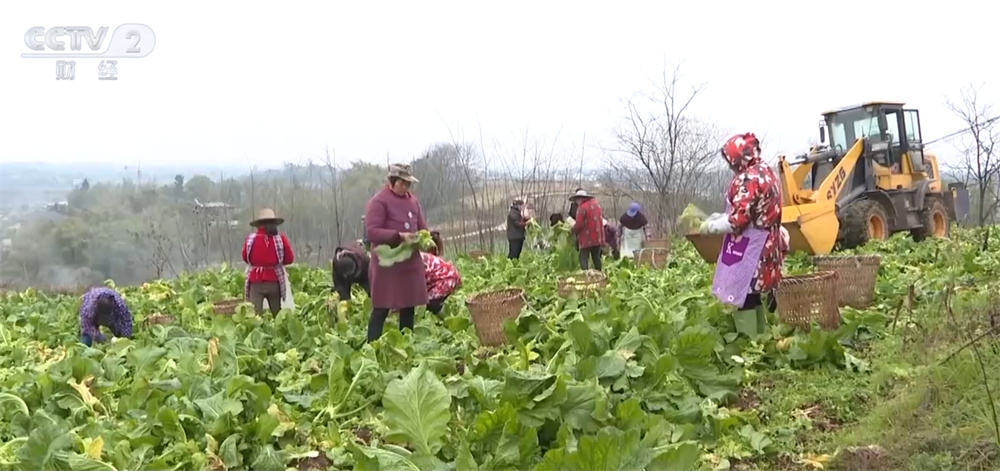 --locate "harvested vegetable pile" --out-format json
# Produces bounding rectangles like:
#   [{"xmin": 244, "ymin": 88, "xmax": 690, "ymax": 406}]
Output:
[
  {"xmin": 678, "ymin": 203, "xmax": 708, "ymax": 233},
  {"xmin": 1, "ymin": 227, "xmax": 998, "ymax": 470}
]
